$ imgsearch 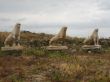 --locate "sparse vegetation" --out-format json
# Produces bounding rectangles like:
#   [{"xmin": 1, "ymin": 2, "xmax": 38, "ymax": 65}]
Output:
[{"xmin": 0, "ymin": 31, "xmax": 110, "ymax": 82}]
